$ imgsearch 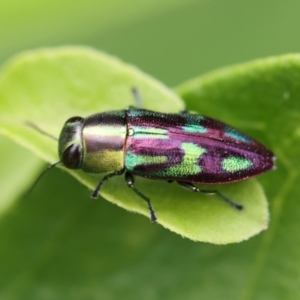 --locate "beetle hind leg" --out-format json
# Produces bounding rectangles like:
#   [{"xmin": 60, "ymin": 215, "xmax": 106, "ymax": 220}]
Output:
[
  {"xmin": 176, "ymin": 181, "xmax": 243, "ymax": 211},
  {"xmin": 125, "ymin": 171, "xmax": 157, "ymax": 223}
]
